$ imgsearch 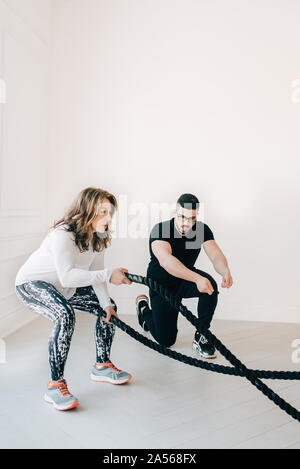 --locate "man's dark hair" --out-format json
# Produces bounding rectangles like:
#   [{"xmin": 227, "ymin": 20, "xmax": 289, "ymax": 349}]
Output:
[{"xmin": 176, "ymin": 193, "xmax": 199, "ymax": 210}]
